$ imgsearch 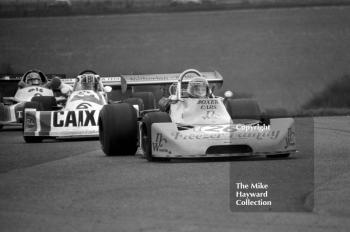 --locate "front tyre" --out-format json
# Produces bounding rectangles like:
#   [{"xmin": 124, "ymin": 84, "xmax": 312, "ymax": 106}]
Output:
[
  {"xmin": 31, "ymin": 96, "xmax": 57, "ymax": 111},
  {"xmin": 24, "ymin": 136, "xmax": 43, "ymax": 143},
  {"xmin": 131, "ymin": 92, "xmax": 156, "ymax": 110},
  {"xmin": 99, "ymin": 103, "xmax": 138, "ymax": 156}
]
